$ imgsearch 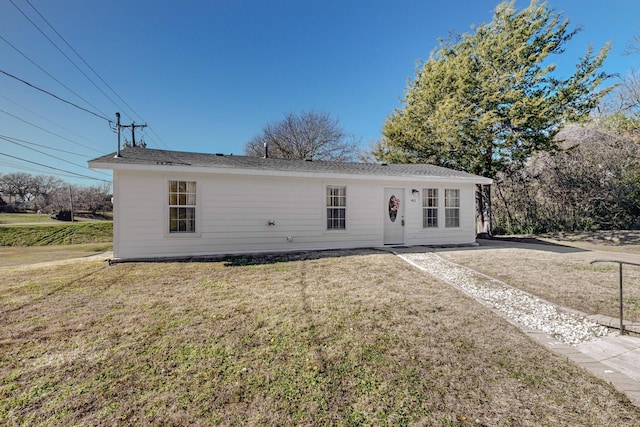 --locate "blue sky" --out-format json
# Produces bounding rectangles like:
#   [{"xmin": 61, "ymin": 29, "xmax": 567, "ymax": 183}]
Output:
[{"xmin": 1, "ymin": 0, "xmax": 639, "ymax": 185}]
